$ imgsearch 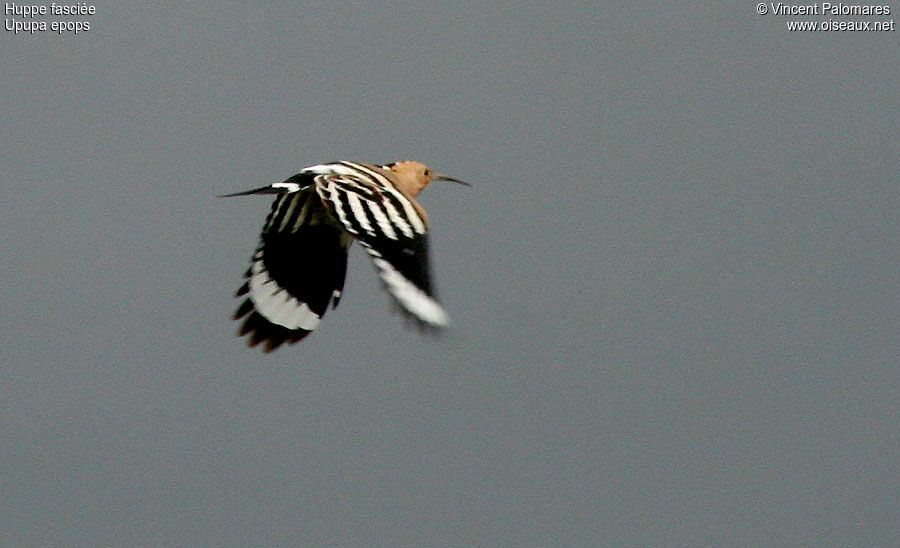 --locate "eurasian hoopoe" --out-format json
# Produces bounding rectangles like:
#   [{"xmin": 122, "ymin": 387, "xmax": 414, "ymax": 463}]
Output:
[{"xmin": 223, "ymin": 161, "xmax": 468, "ymax": 352}]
